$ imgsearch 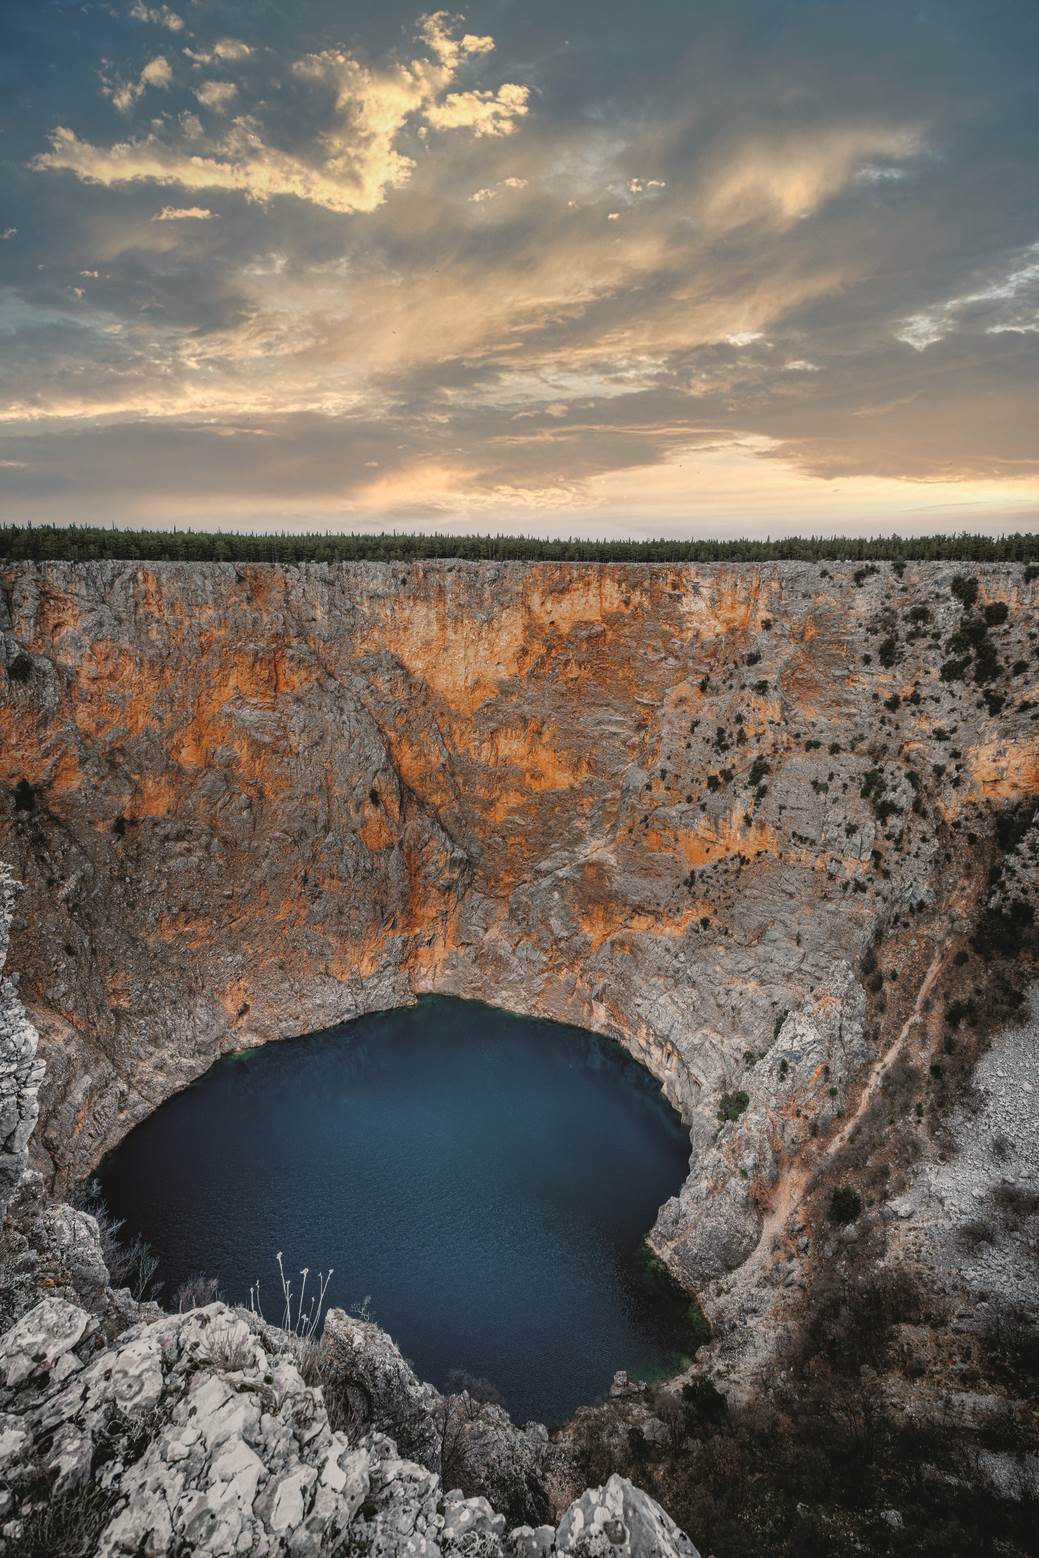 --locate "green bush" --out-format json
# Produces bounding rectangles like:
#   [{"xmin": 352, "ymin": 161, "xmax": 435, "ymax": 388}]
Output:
[
  {"xmin": 951, "ymin": 574, "xmax": 979, "ymax": 608},
  {"xmin": 718, "ymin": 1090, "xmax": 750, "ymax": 1122}
]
